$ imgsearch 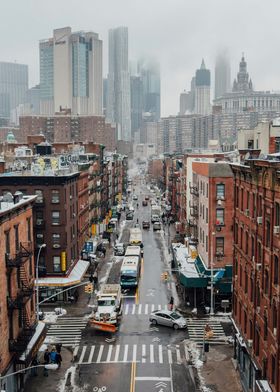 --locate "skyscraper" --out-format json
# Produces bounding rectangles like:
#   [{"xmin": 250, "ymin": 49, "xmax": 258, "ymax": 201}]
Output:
[
  {"xmin": 130, "ymin": 75, "xmax": 143, "ymax": 140},
  {"xmin": 107, "ymin": 26, "xmax": 131, "ymax": 141},
  {"xmin": 138, "ymin": 59, "xmax": 161, "ymax": 121},
  {"xmin": 194, "ymin": 59, "xmax": 211, "ymax": 115},
  {"xmin": 232, "ymin": 54, "xmax": 253, "ymax": 92},
  {"xmin": 0, "ymin": 62, "xmax": 28, "ymax": 119},
  {"xmin": 39, "ymin": 27, "xmax": 103, "ymax": 116},
  {"xmin": 215, "ymin": 51, "xmax": 231, "ymax": 99}
]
